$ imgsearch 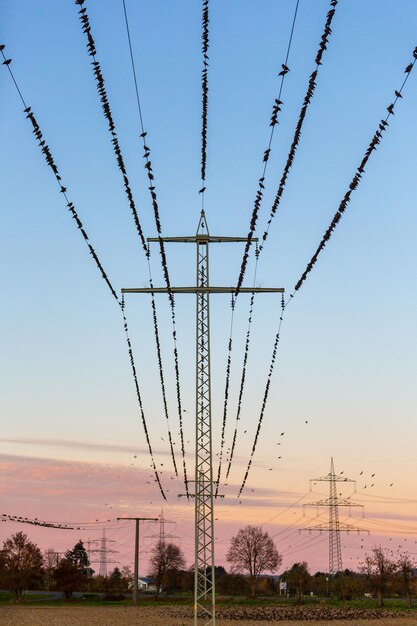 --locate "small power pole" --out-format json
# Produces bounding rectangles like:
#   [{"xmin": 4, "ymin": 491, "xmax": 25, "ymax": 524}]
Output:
[
  {"xmin": 123, "ymin": 211, "xmax": 284, "ymax": 625},
  {"xmin": 117, "ymin": 516, "xmax": 158, "ymax": 603},
  {"xmin": 302, "ymin": 457, "xmax": 368, "ymax": 576}
]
